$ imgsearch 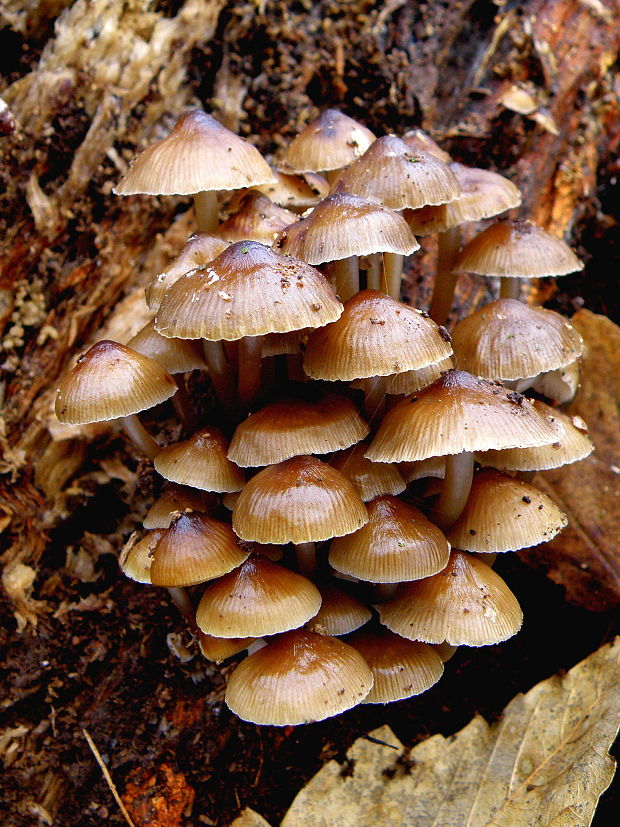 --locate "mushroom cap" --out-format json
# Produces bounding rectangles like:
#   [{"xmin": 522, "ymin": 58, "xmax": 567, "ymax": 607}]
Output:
[
  {"xmin": 366, "ymin": 369, "xmax": 563, "ymax": 463},
  {"xmin": 215, "ymin": 191, "xmax": 299, "ymax": 246},
  {"xmin": 145, "ymin": 234, "xmax": 229, "ymax": 312},
  {"xmin": 446, "ymin": 468, "xmax": 568, "ymax": 552},
  {"xmin": 114, "ymin": 110, "xmax": 274, "ymax": 196},
  {"xmin": 119, "ymin": 529, "xmax": 164, "ymax": 584},
  {"xmin": 224, "ymin": 628, "xmax": 374, "ymax": 725},
  {"xmin": 401, "ymin": 129, "xmax": 452, "ymax": 163},
  {"xmin": 478, "ymin": 401, "xmax": 593, "ymax": 471},
  {"xmin": 329, "ymin": 495, "xmax": 450, "ymax": 583},
  {"xmin": 155, "ymin": 240, "xmax": 343, "ymax": 341},
  {"xmin": 303, "ymin": 290, "xmax": 453, "ymax": 381},
  {"xmin": 376, "ymin": 551, "xmax": 523, "ymax": 646},
  {"xmin": 378, "ymin": 356, "xmax": 453, "ymax": 396},
  {"xmin": 228, "ymin": 388, "xmax": 369, "ymax": 467},
  {"xmin": 330, "ymin": 442, "xmax": 406, "ymax": 502},
  {"xmin": 55, "ymin": 340, "xmax": 177, "ymax": 424},
  {"xmin": 232, "ymin": 455, "xmax": 368, "ymax": 544},
  {"xmin": 283, "ymin": 109, "xmax": 376, "ymax": 173},
  {"xmin": 127, "ymin": 320, "xmax": 207, "ymax": 374},
  {"xmin": 332, "ymin": 135, "xmax": 461, "ymax": 210},
  {"xmin": 154, "ymin": 427, "xmax": 245, "ymax": 493},
  {"xmin": 198, "ymin": 632, "xmax": 255, "ymax": 664},
  {"xmin": 143, "ymin": 484, "xmax": 217, "ymax": 529},
  {"xmin": 451, "ymin": 299, "xmax": 584, "ymax": 381},
  {"xmin": 405, "ymin": 163, "xmax": 521, "ymax": 236},
  {"xmin": 261, "ymin": 327, "xmax": 313, "ymax": 357},
  {"xmin": 274, "ymin": 193, "xmax": 419, "ymax": 264},
  {"xmin": 531, "ymin": 361, "xmax": 580, "ymax": 405},
  {"xmin": 234, "ymin": 169, "xmax": 328, "ymax": 211},
  {"xmin": 149, "ymin": 511, "xmax": 249, "ymax": 587},
  {"xmin": 347, "ymin": 627, "xmax": 444, "ymax": 704},
  {"xmin": 306, "ymin": 582, "xmax": 372, "ymax": 636},
  {"xmin": 196, "ymin": 554, "xmax": 322, "ymax": 638},
  {"xmin": 454, "ymin": 219, "xmax": 584, "ymax": 277},
  {"xmin": 398, "ymin": 456, "xmax": 446, "ymax": 483}
]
